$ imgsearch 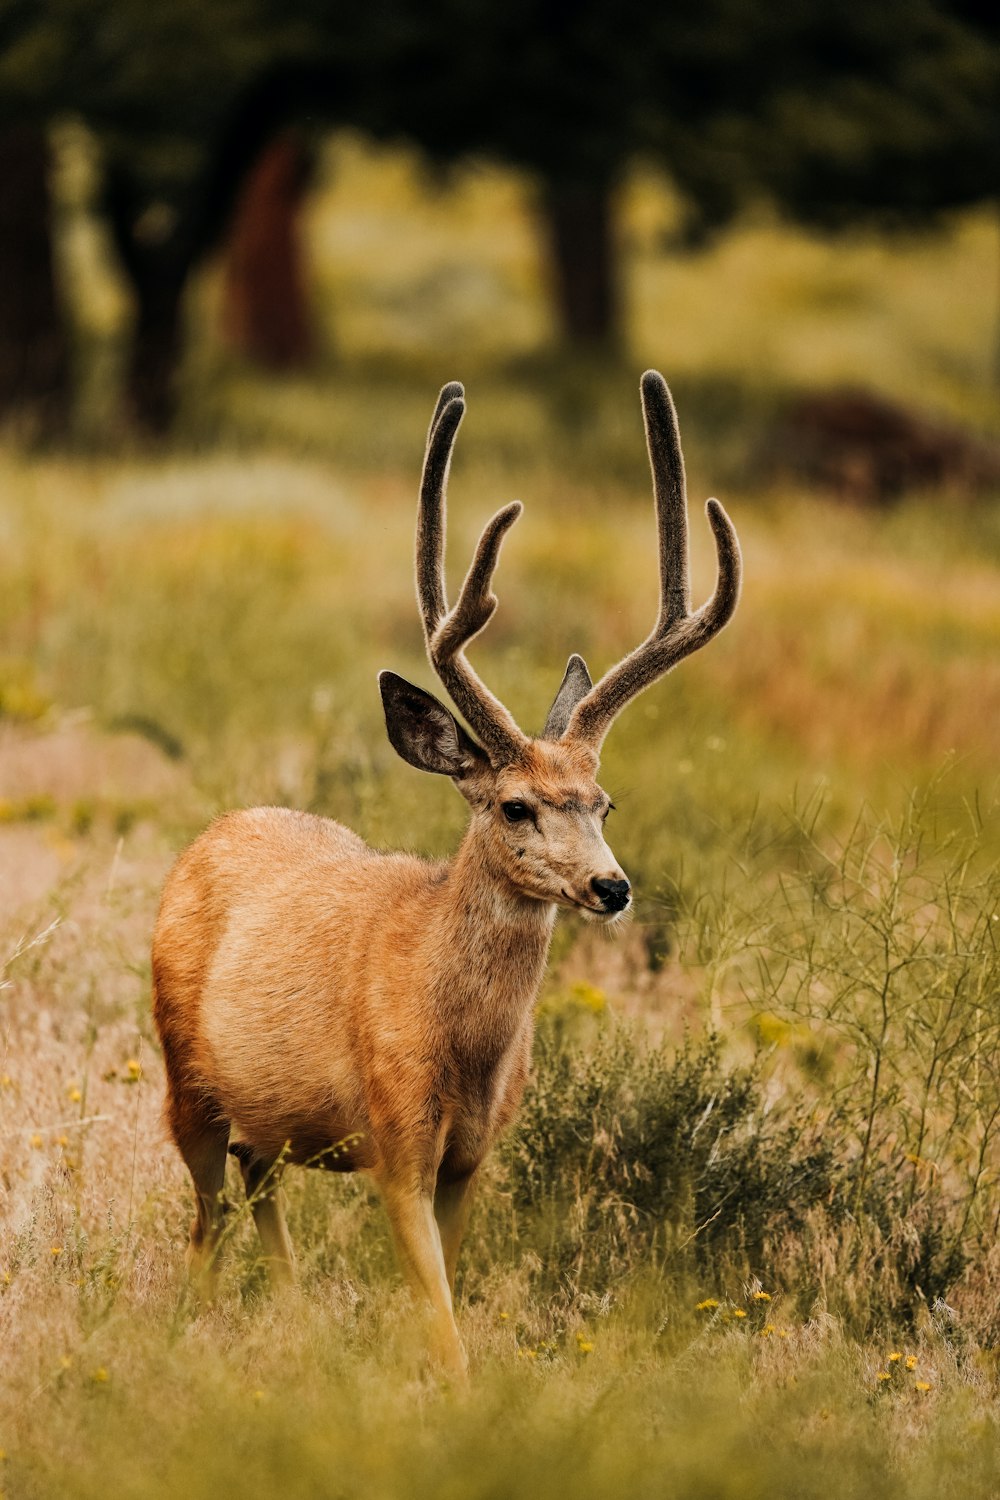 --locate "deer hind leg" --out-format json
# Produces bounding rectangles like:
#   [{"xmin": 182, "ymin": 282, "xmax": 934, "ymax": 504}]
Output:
[
  {"xmin": 231, "ymin": 1145, "xmax": 297, "ymax": 1289},
  {"xmin": 434, "ymin": 1171, "xmax": 477, "ymax": 1295},
  {"xmin": 378, "ymin": 1173, "xmax": 468, "ymax": 1380},
  {"xmin": 167, "ymin": 1090, "xmax": 230, "ymax": 1295}
]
